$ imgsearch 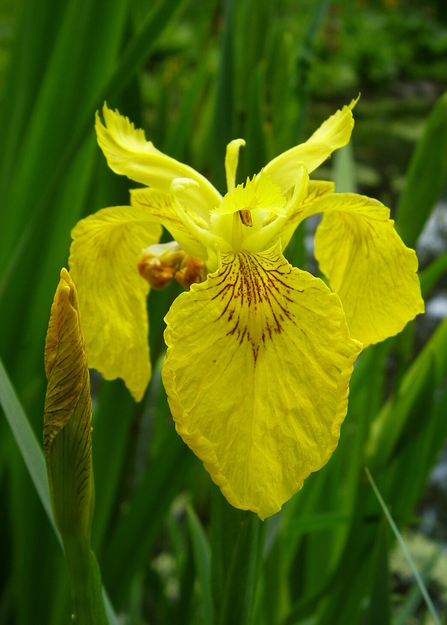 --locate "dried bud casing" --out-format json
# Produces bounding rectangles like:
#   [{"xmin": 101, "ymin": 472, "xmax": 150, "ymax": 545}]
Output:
[
  {"xmin": 138, "ymin": 241, "xmax": 185, "ymax": 290},
  {"xmin": 175, "ymin": 256, "xmax": 206, "ymax": 290},
  {"xmin": 44, "ymin": 268, "xmax": 94, "ymax": 539}
]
